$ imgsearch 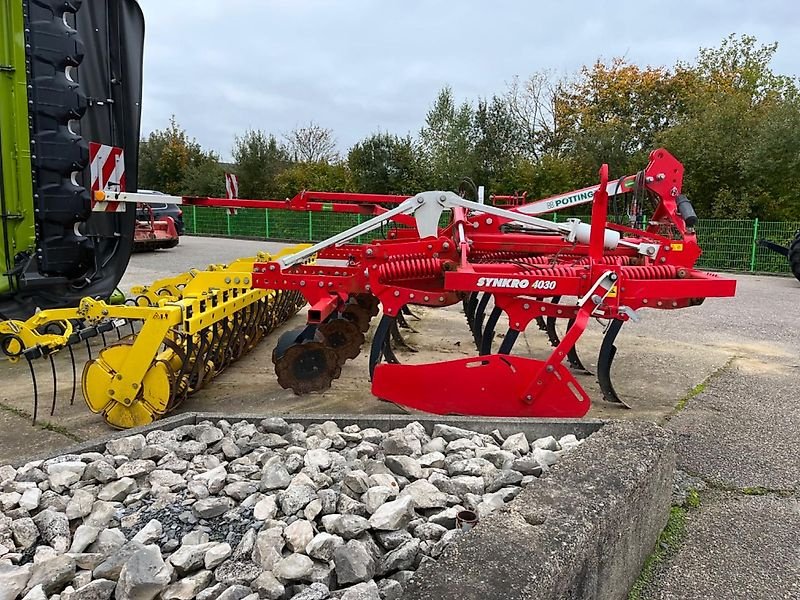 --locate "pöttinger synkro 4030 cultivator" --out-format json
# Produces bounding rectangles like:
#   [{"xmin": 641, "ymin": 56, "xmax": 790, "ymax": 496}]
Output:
[{"xmin": 254, "ymin": 149, "xmax": 737, "ymax": 417}]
